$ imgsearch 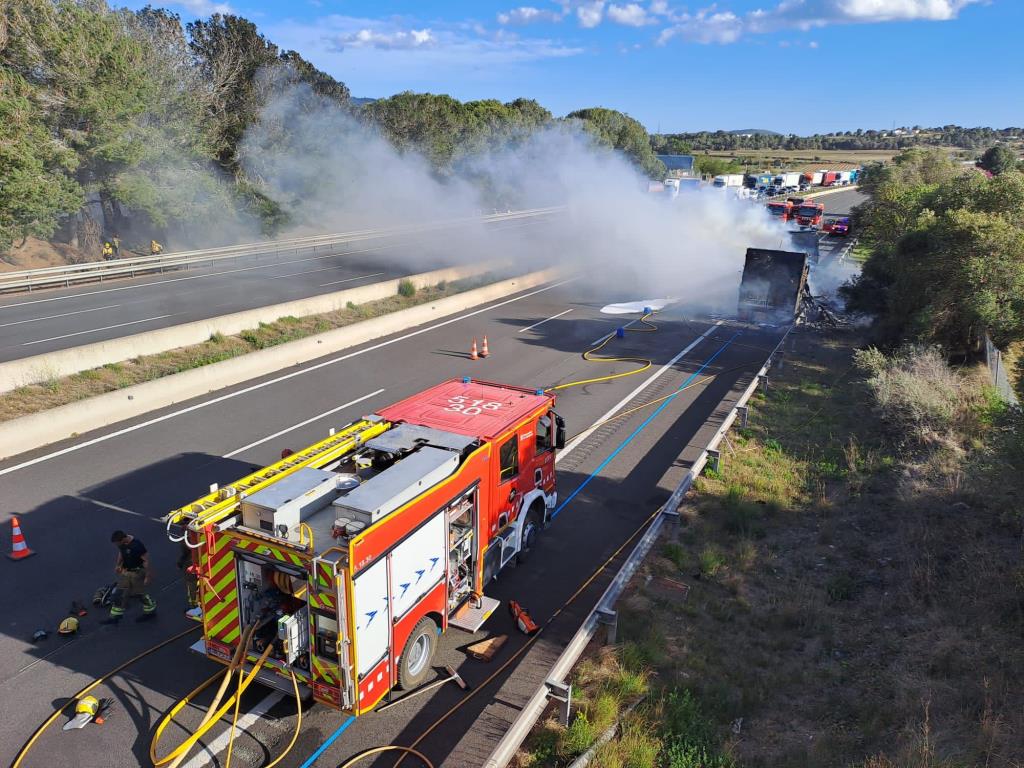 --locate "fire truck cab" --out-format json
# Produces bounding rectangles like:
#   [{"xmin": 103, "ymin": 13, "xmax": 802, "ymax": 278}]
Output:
[{"xmin": 167, "ymin": 379, "xmax": 564, "ymax": 715}]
